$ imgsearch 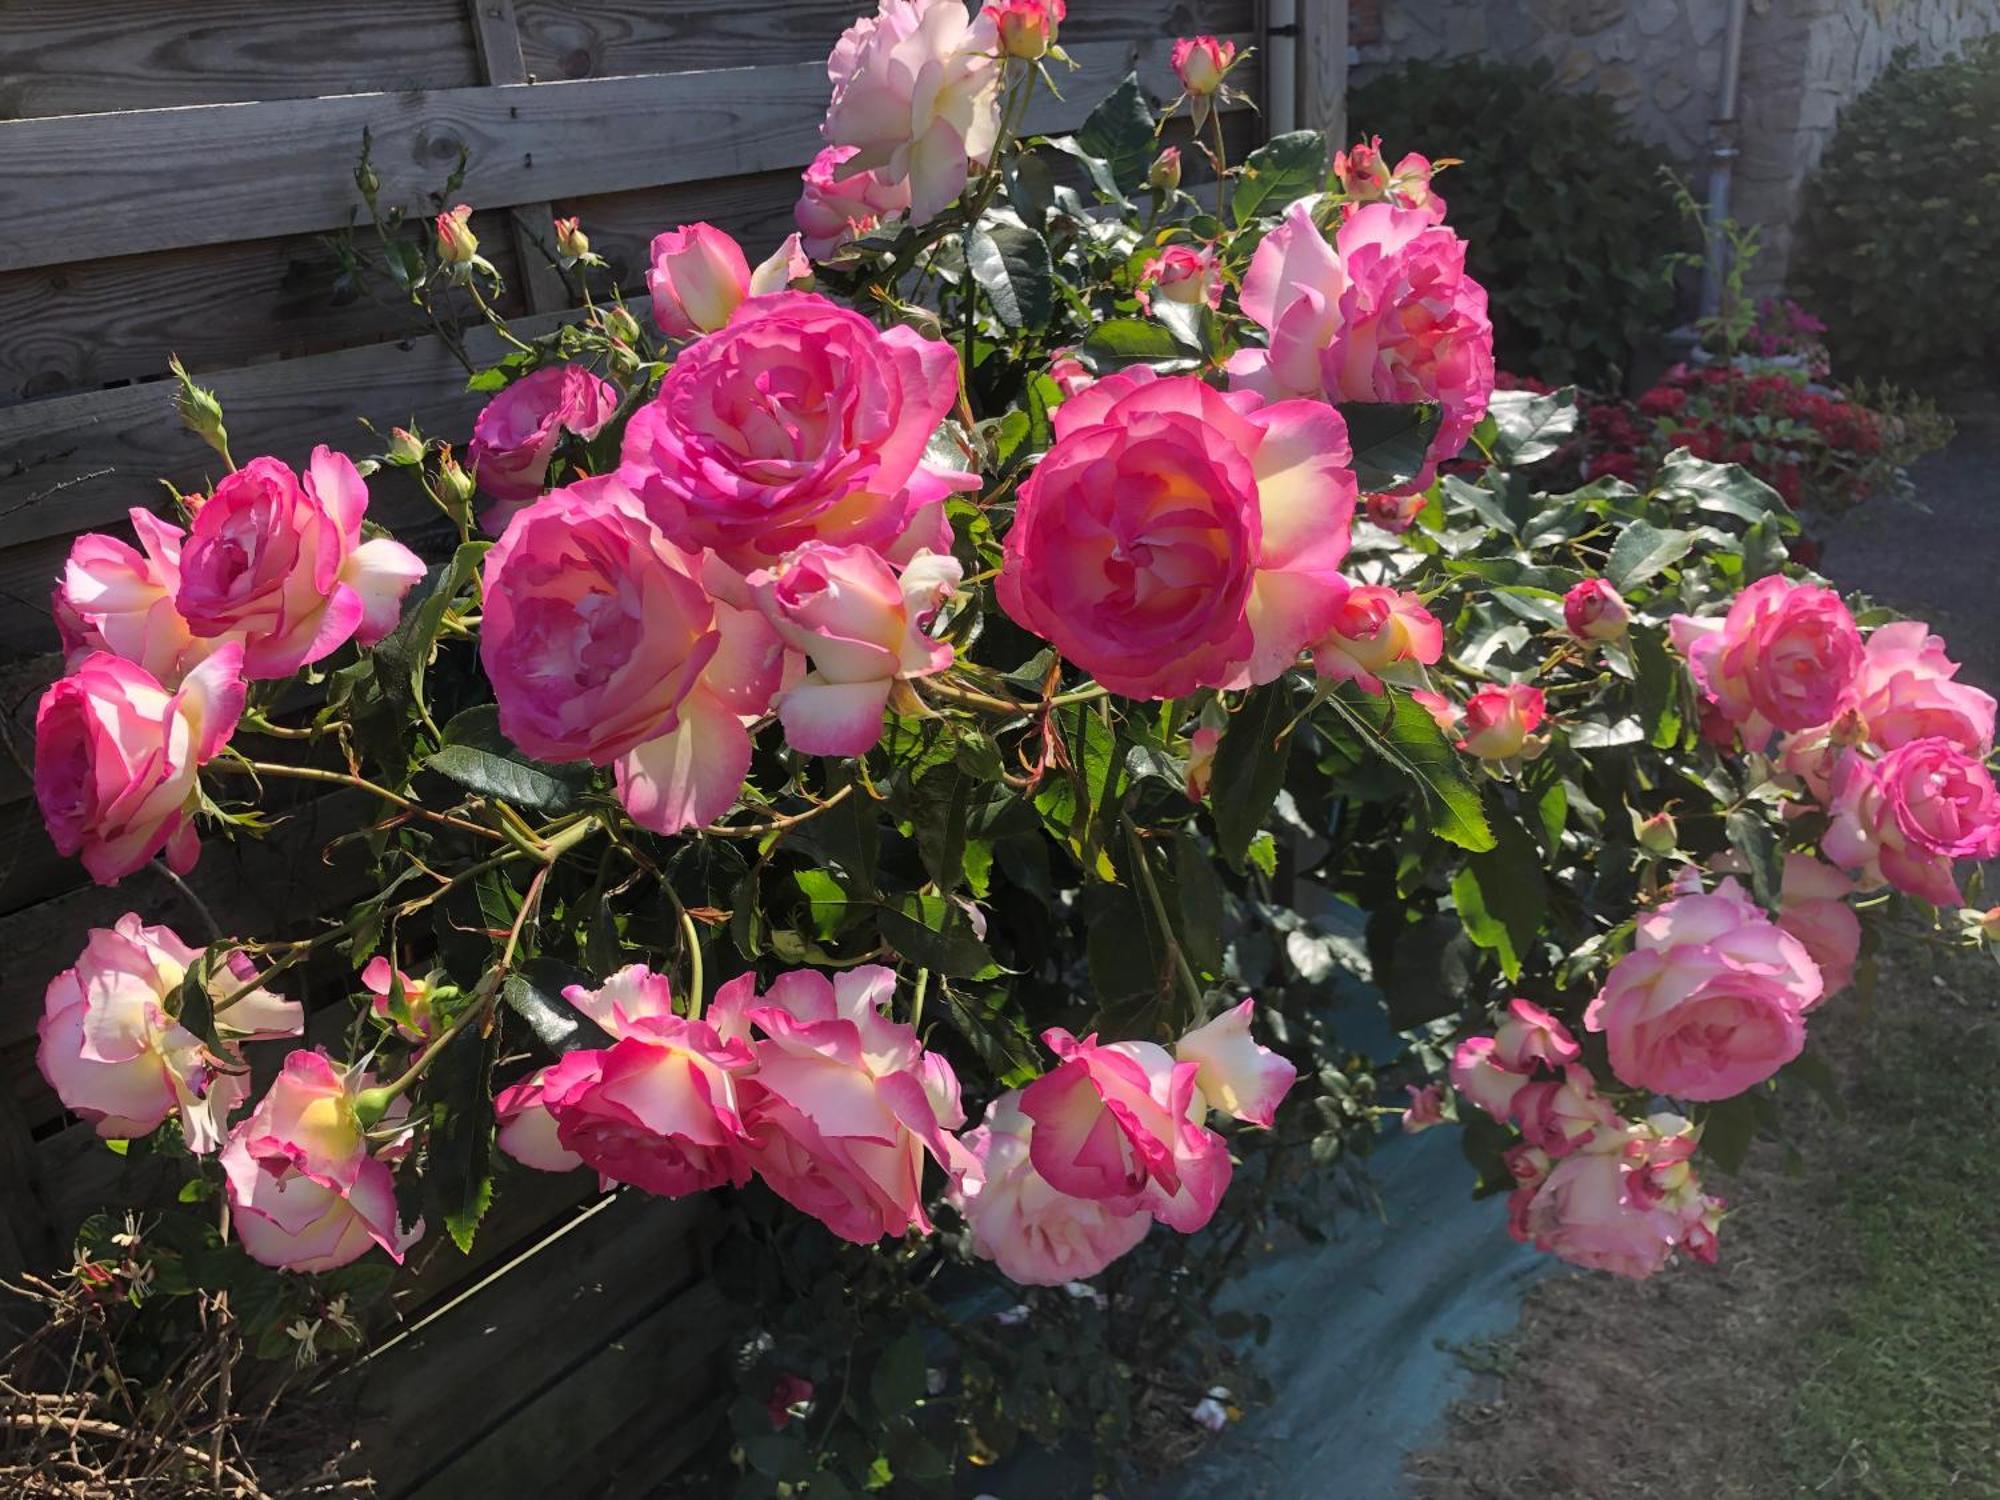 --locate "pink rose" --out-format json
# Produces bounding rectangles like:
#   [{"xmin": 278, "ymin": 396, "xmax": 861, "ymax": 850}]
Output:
[
  {"xmin": 646, "ymin": 223, "xmax": 751, "ymax": 339},
  {"xmin": 1492, "ymin": 998, "xmax": 1581, "ymax": 1071},
  {"xmin": 435, "ymin": 204, "xmax": 477, "ymax": 265},
  {"xmin": 1047, "ymin": 346, "xmax": 1095, "ymax": 398},
  {"xmin": 466, "ymin": 363, "xmax": 621, "ymax": 525},
  {"xmin": 1454, "ymin": 683, "xmax": 1546, "ymax": 759},
  {"xmin": 1562, "ymin": 579, "xmax": 1630, "ymax": 642},
  {"xmin": 38, "ymin": 914, "xmax": 300, "ymax": 1153},
  {"xmin": 1668, "ymin": 576, "xmax": 1863, "ymax": 748},
  {"xmin": 711, "ymin": 965, "xmax": 964, "ymax": 1244},
  {"xmin": 989, "ymin": 0, "xmax": 1063, "ymax": 58},
  {"xmin": 749, "ymin": 543, "xmax": 961, "ymax": 756},
  {"xmin": 362, "ymin": 957, "xmax": 436, "ymax": 1042},
  {"xmin": 822, "ymin": 0, "xmax": 1002, "ymax": 226},
  {"xmin": 1401, "ymin": 1082, "xmax": 1445, "ymax": 1132},
  {"xmin": 766, "ymin": 1375, "xmax": 816, "ymax": 1432},
  {"xmin": 174, "ymin": 448, "xmax": 425, "ymax": 679},
  {"xmin": 1584, "ymin": 878, "xmax": 1823, "ymax": 1100},
  {"xmin": 620, "ymin": 292, "xmax": 970, "ymax": 571},
  {"xmin": 1512, "ymin": 1125, "xmax": 1705, "ymax": 1279},
  {"xmin": 1840, "ymin": 620, "xmax": 1995, "ymax": 756},
  {"xmin": 55, "ymin": 510, "xmax": 205, "ymax": 685},
  {"xmin": 1174, "ymin": 998, "xmax": 1297, "ymax": 1128},
  {"xmin": 1363, "ymin": 490, "xmax": 1428, "ymax": 533},
  {"xmin": 1823, "ymin": 738, "xmax": 2000, "ymax": 906},
  {"xmin": 222, "ymin": 1051, "xmax": 420, "ymax": 1272},
  {"xmin": 1019, "ymin": 1028, "xmax": 1231, "ymax": 1232},
  {"xmin": 502, "ymin": 966, "xmax": 759, "ymax": 1198},
  {"xmin": 480, "ymin": 477, "xmax": 783, "ymax": 834},
  {"xmin": 996, "ymin": 368, "xmax": 1358, "ymax": 698},
  {"xmin": 1511, "ymin": 1067, "xmax": 1618, "ymax": 1158},
  {"xmin": 493, "ymin": 1068, "xmax": 584, "ymax": 1175},
  {"xmin": 1776, "ymin": 854, "xmax": 1860, "ymax": 997},
  {"xmin": 1310, "ymin": 583, "xmax": 1443, "ymax": 693},
  {"xmin": 1229, "ymin": 200, "xmax": 1494, "ymax": 495},
  {"xmin": 1449, "ymin": 1035, "xmax": 1527, "ymax": 1119},
  {"xmin": 795, "ymin": 145, "xmax": 913, "ymax": 261},
  {"xmin": 1171, "ymin": 35, "xmax": 1236, "ymax": 95},
  {"xmin": 35, "ymin": 645, "xmax": 245, "ymax": 883},
  {"xmin": 1136, "ymin": 244, "xmax": 1223, "ymax": 316},
  {"xmin": 946, "ymin": 1089, "xmax": 1153, "ymax": 1286},
  {"xmin": 1334, "ymin": 137, "xmax": 1446, "ymax": 220}
]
